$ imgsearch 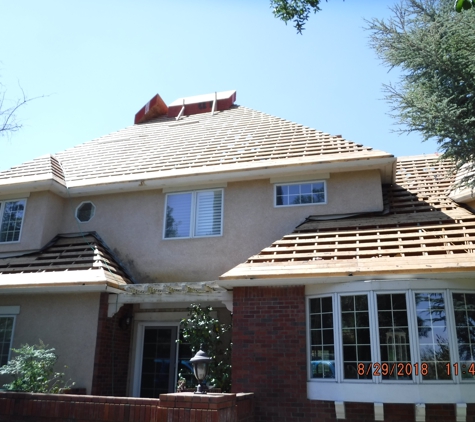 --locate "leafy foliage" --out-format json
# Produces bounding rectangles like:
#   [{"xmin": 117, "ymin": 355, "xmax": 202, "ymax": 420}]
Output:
[
  {"xmin": 271, "ymin": 0, "xmax": 324, "ymax": 33},
  {"xmin": 178, "ymin": 304, "xmax": 232, "ymax": 392},
  {"xmin": 454, "ymin": 0, "xmax": 474, "ymax": 12},
  {"xmin": 0, "ymin": 342, "xmax": 74, "ymax": 393},
  {"xmin": 366, "ymin": 0, "xmax": 475, "ymax": 188}
]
